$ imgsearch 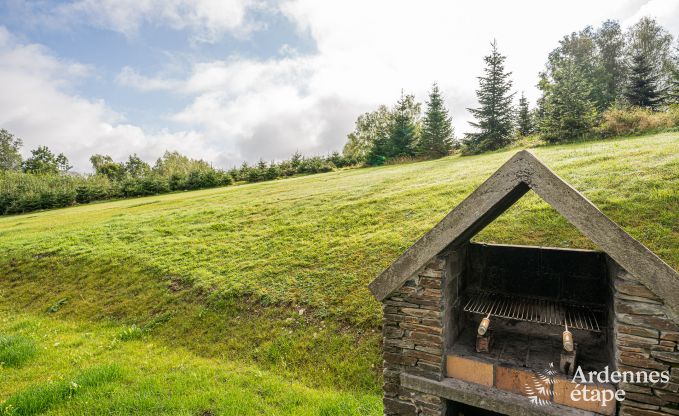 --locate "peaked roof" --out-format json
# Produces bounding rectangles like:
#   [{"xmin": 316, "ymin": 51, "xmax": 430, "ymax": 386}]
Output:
[{"xmin": 369, "ymin": 150, "xmax": 679, "ymax": 319}]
